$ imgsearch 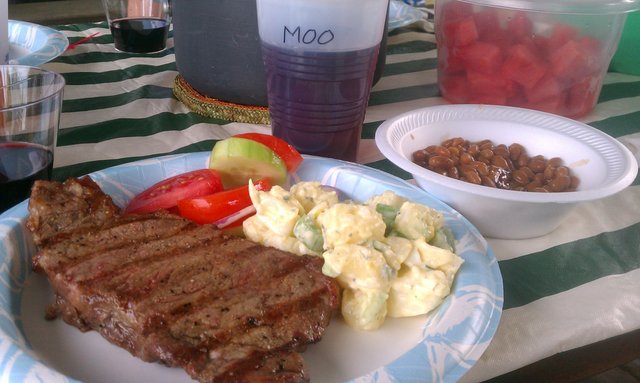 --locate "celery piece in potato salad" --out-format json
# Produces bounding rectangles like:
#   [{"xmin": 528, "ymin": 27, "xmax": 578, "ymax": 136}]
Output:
[
  {"xmin": 293, "ymin": 215, "xmax": 324, "ymax": 252},
  {"xmin": 243, "ymin": 181, "xmax": 464, "ymax": 331}
]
